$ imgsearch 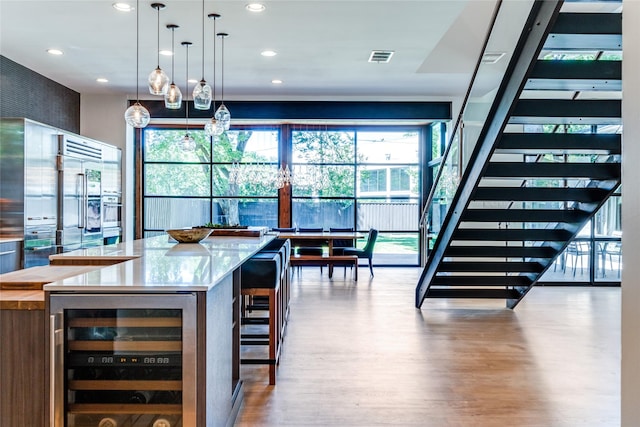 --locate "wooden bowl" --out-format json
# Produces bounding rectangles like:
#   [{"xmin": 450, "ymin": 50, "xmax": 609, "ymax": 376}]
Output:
[{"xmin": 166, "ymin": 228, "xmax": 212, "ymax": 243}]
